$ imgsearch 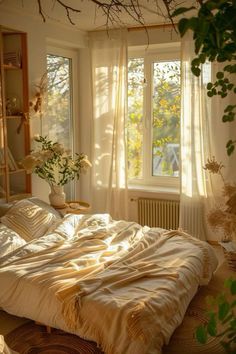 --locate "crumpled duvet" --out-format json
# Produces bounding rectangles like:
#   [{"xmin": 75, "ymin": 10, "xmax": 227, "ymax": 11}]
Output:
[{"xmin": 0, "ymin": 213, "xmax": 218, "ymax": 354}]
